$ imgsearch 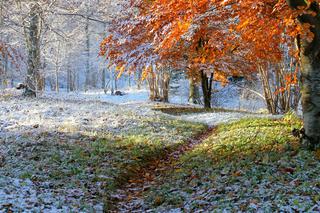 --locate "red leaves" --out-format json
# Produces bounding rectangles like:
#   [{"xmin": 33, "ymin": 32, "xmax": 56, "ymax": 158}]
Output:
[{"xmin": 280, "ymin": 167, "xmax": 295, "ymax": 174}]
